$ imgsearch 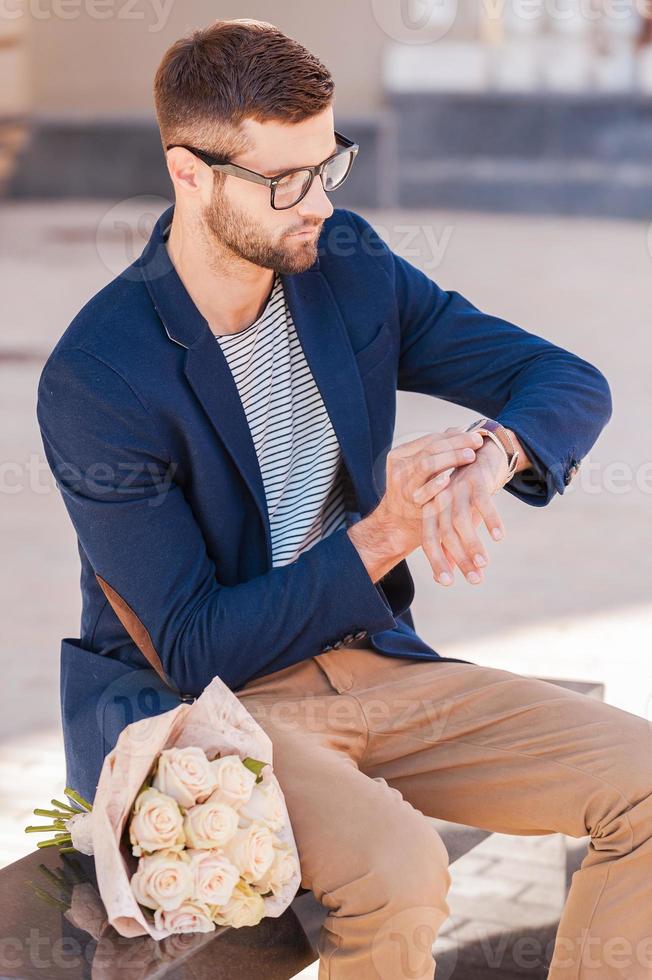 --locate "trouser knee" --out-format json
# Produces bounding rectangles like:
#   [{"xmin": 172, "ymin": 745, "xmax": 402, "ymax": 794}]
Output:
[
  {"xmin": 342, "ymin": 821, "xmax": 452, "ymax": 918},
  {"xmin": 588, "ymin": 782, "xmax": 652, "ymax": 855}
]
